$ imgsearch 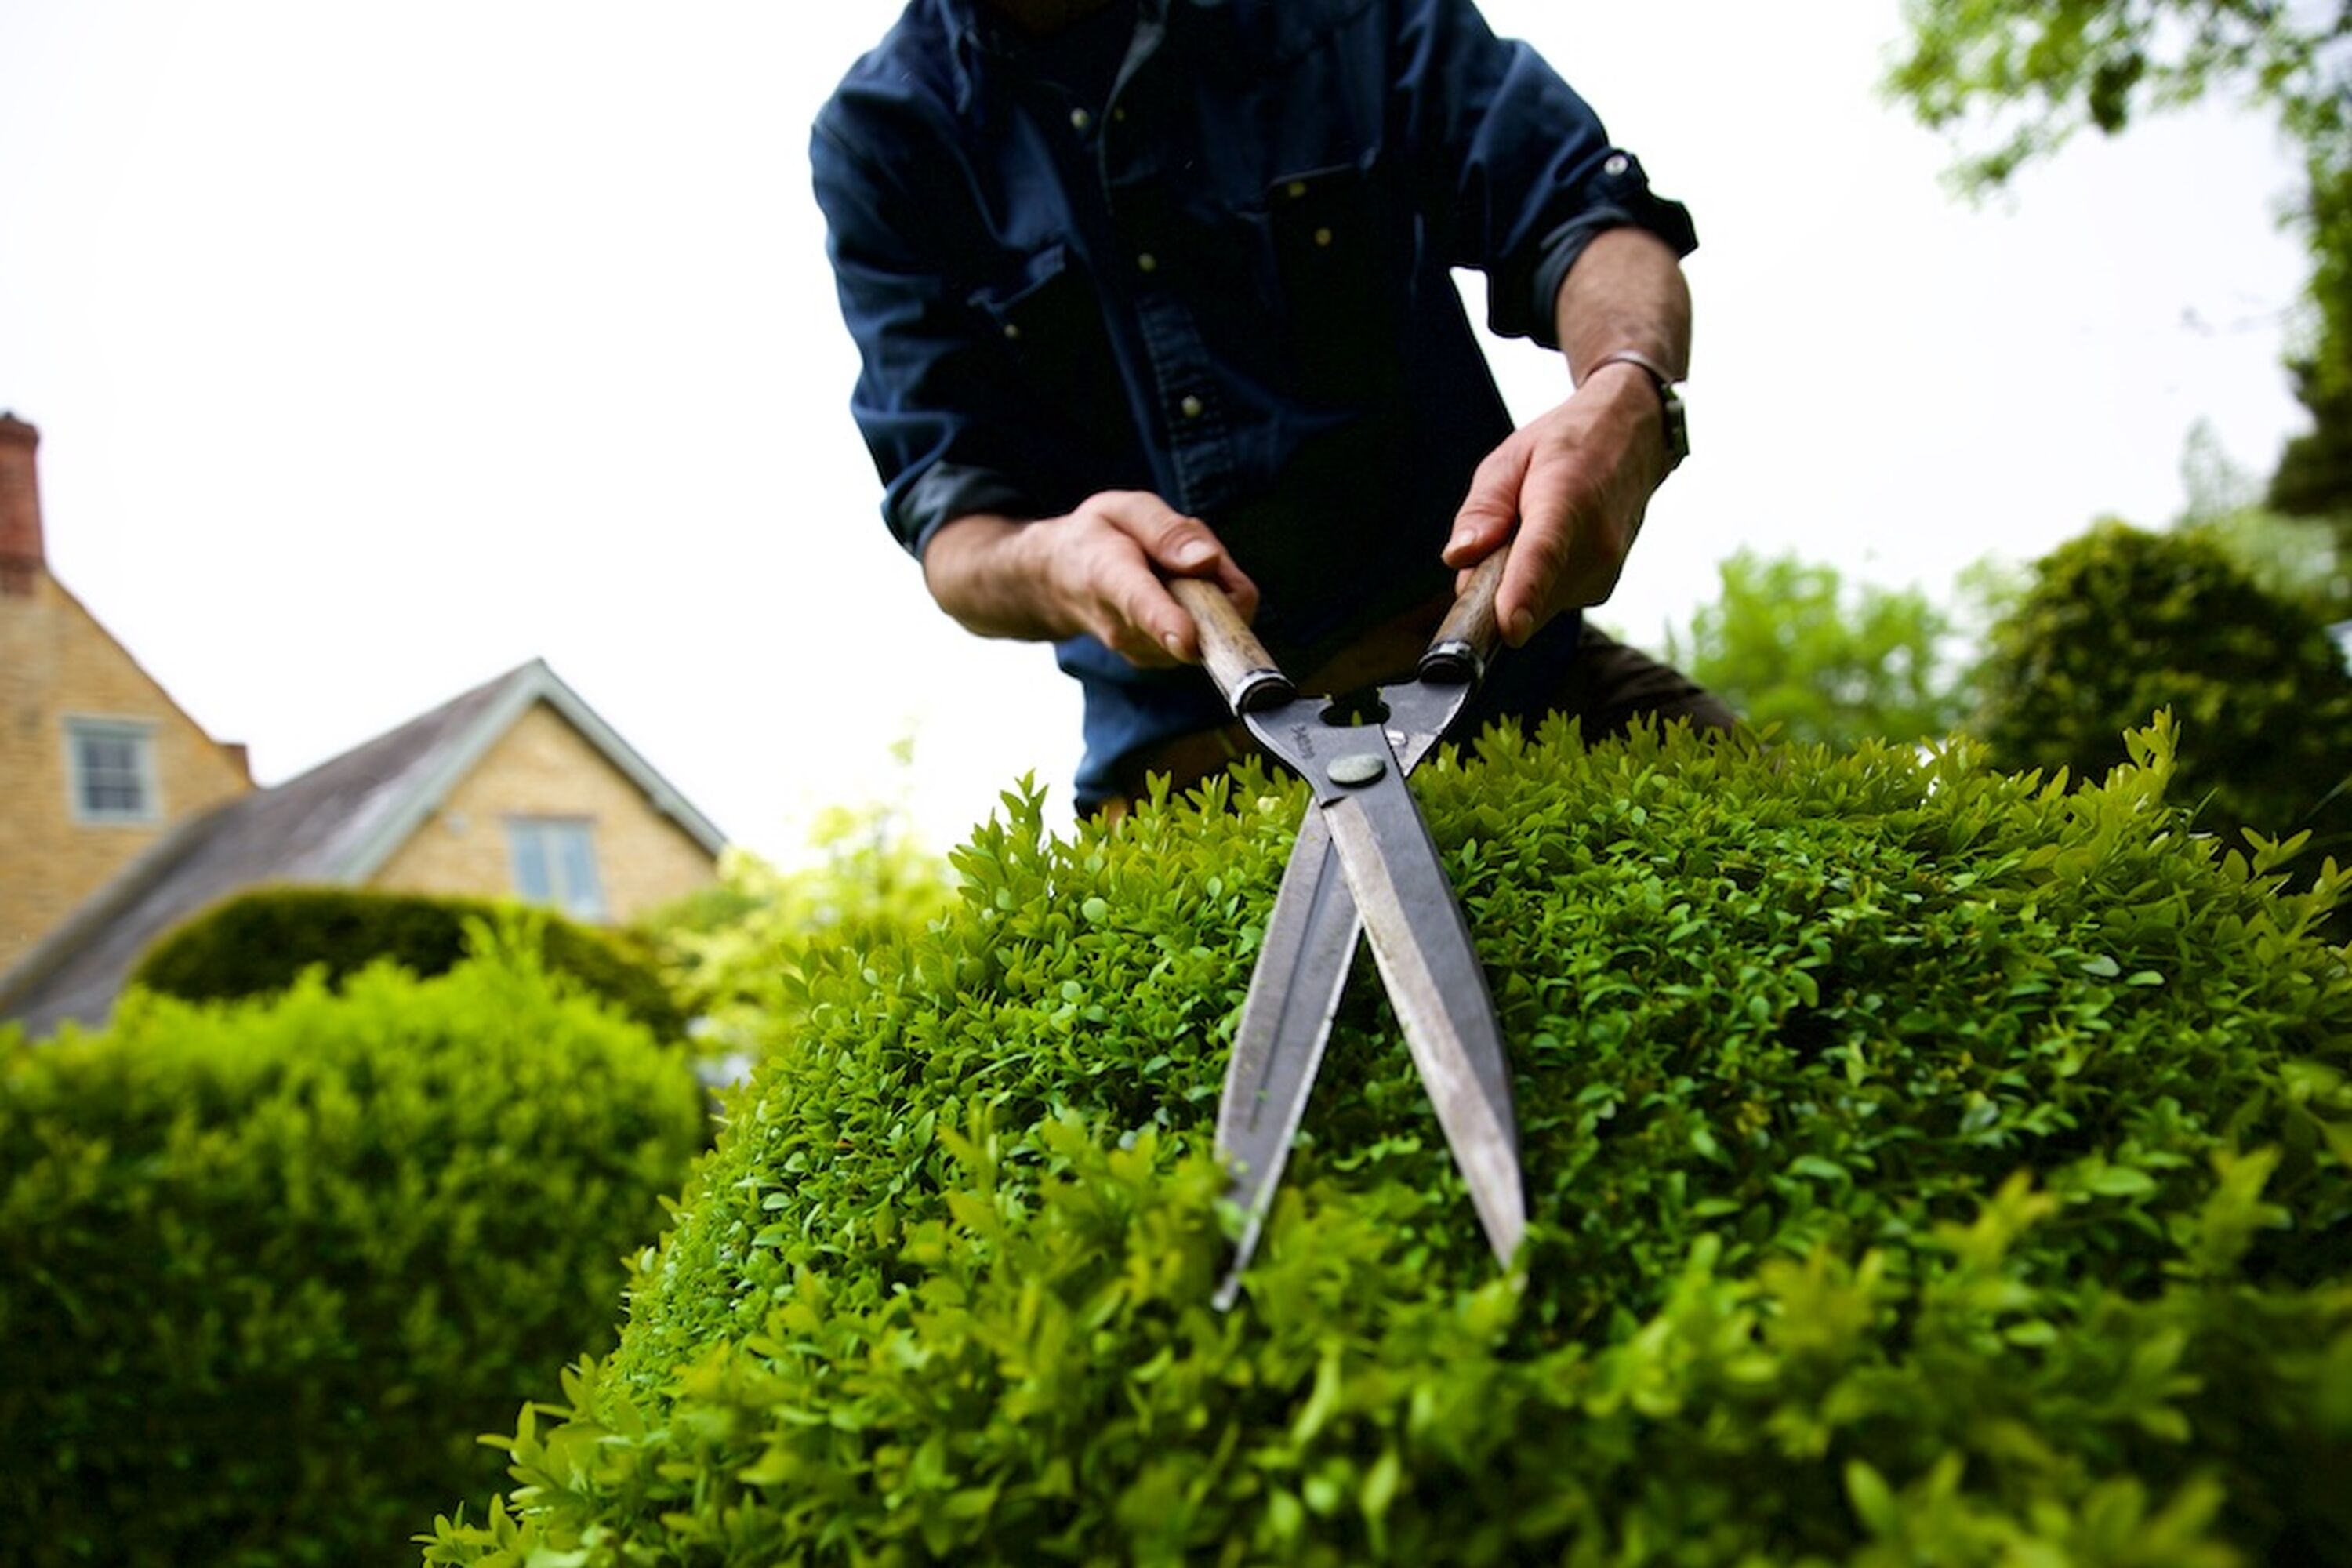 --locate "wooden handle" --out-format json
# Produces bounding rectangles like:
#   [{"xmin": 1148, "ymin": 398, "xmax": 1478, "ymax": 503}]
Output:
[
  {"xmin": 1167, "ymin": 577, "xmax": 1294, "ymax": 714},
  {"xmin": 1420, "ymin": 543, "xmax": 1511, "ymax": 685}
]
